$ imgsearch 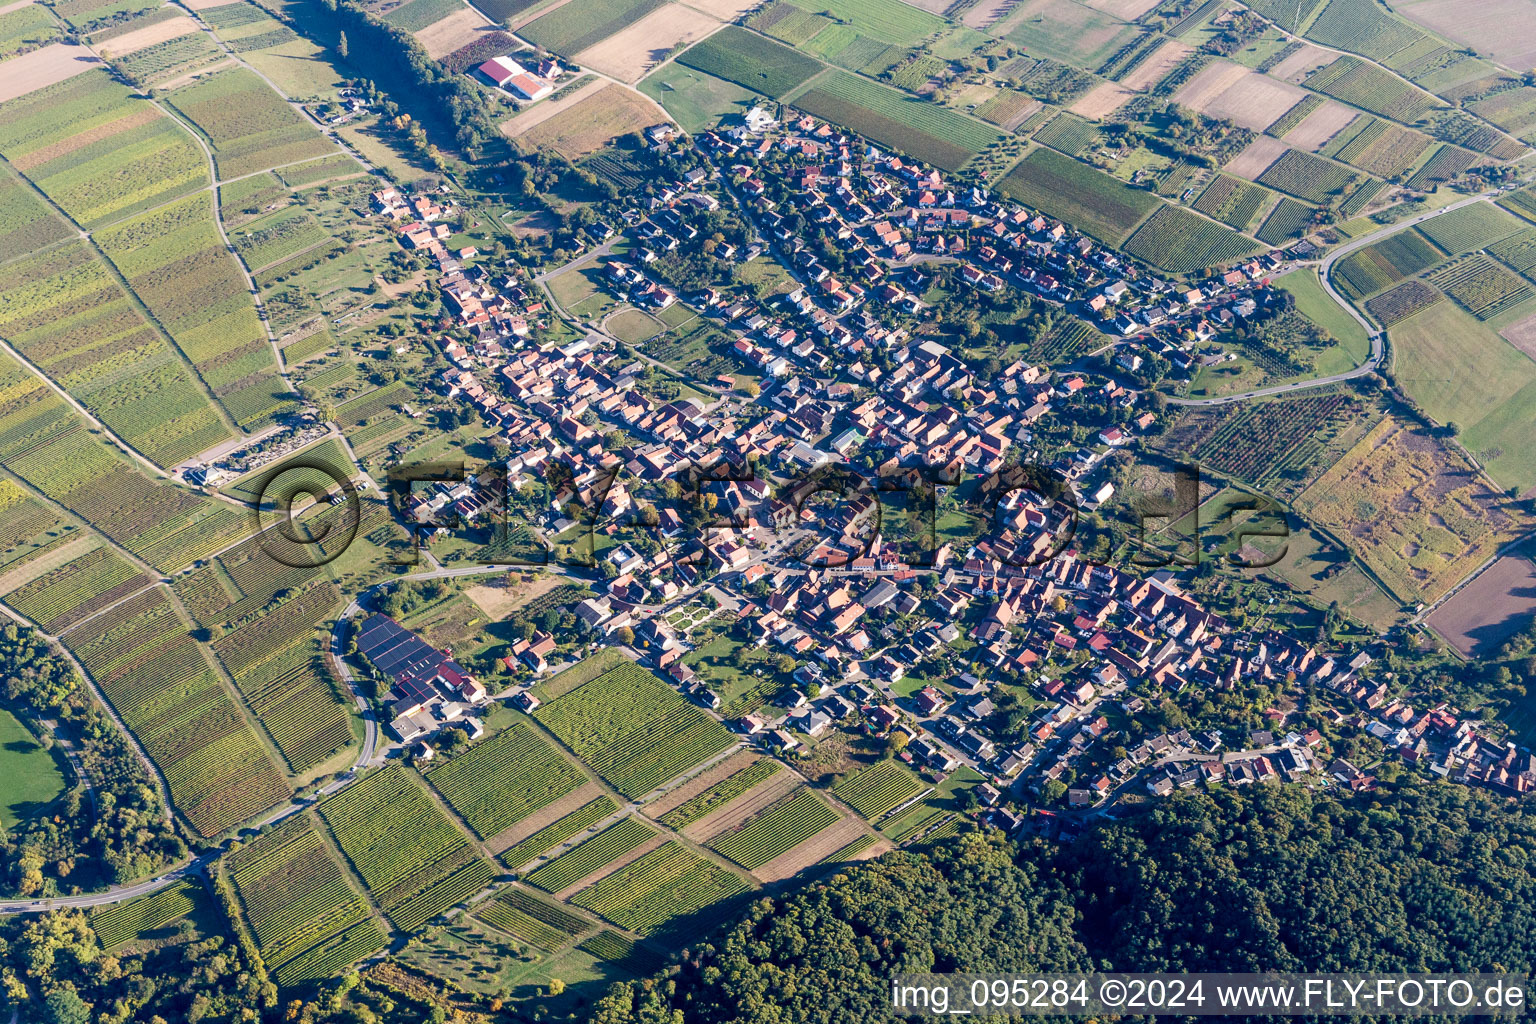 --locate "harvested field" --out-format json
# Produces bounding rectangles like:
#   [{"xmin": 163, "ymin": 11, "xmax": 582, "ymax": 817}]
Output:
[
  {"xmin": 99, "ymin": 13, "xmax": 198, "ymax": 54},
  {"xmin": 1069, "ymin": 81, "xmax": 1135, "ymax": 119},
  {"xmin": 1176, "ymin": 61, "xmax": 1306, "ymax": 131},
  {"xmin": 1083, "ymin": 0, "xmax": 1159, "ymax": 17},
  {"xmin": 514, "ymin": 83, "xmax": 662, "ymax": 159},
  {"xmin": 1119, "ymin": 38, "xmax": 1190, "ymax": 92},
  {"xmin": 485, "ymin": 780, "xmax": 605, "ymax": 854},
  {"xmin": 680, "ymin": 769, "xmax": 802, "ymax": 842},
  {"xmin": 1284, "ymin": 100, "xmax": 1357, "ymax": 151},
  {"xmin": 572, "ymin": 3, "xmax": 720, "ymax": 84},
  {"xmin": 642, "ymin": 749, "xmax": 760, "ymax": 819},
  {"xmin": 1426, "ymin": 555, "xmax": 1536, "ymax": 658},
  {"xmin": 750, "ymin": 814, "xmax": 870, "ymax": 883},
  {"xmin": 893, "ymin": 0, "xmax": 950, "ymax": 12},
  {"xmin": 962, "ymin": 0, "xmax": 1014, "ymax": 27},
  {"xmin": 461, "ymin": 573, "xmax": 562, "ymax": 618},
  {"xmin": 183, "ymin": 0, "xmax": 237, "ymax": 9},
  {"xmin": 1268, "ymin": 42, "xmax": 1331, "ymax": 83},
  {"xmin": 1397, "ymin": 0, "xmax": 1536, "ymax": 78},
  {"xmin": 1225, "ymin": 134, "xmax": 1288, "ymax": 179},
  {"xmin": 681, "ymin": 0, "xmax": 764, "ymax": 16},
  {"xmin": 414, "ymin": 7, "xmax": 496, "ymax": 58},
  {"xmin": 499, "ymin": 76, "xmax": 605, "ymax": 137},
  {"xmin": 1499, "ymin": 310, "xmax": 1536, "ymax": 361},
  {"xmin": 0, "ymin": 43, "xmax": 98, "ymax": 103}
]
